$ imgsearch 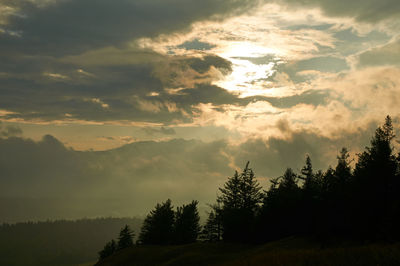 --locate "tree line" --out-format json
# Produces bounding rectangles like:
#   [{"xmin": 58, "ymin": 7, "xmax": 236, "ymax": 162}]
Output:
[
  {"xmin": 98, "ymin": 115, "xmax": 400, "ymax": 260},
  {"xmin": 0, "ymin": 217, "xmax": 141, "ymax": 266},
  {"xmin": 98, "ymin": 200, "xmax": 200, "ymax": 260}
]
